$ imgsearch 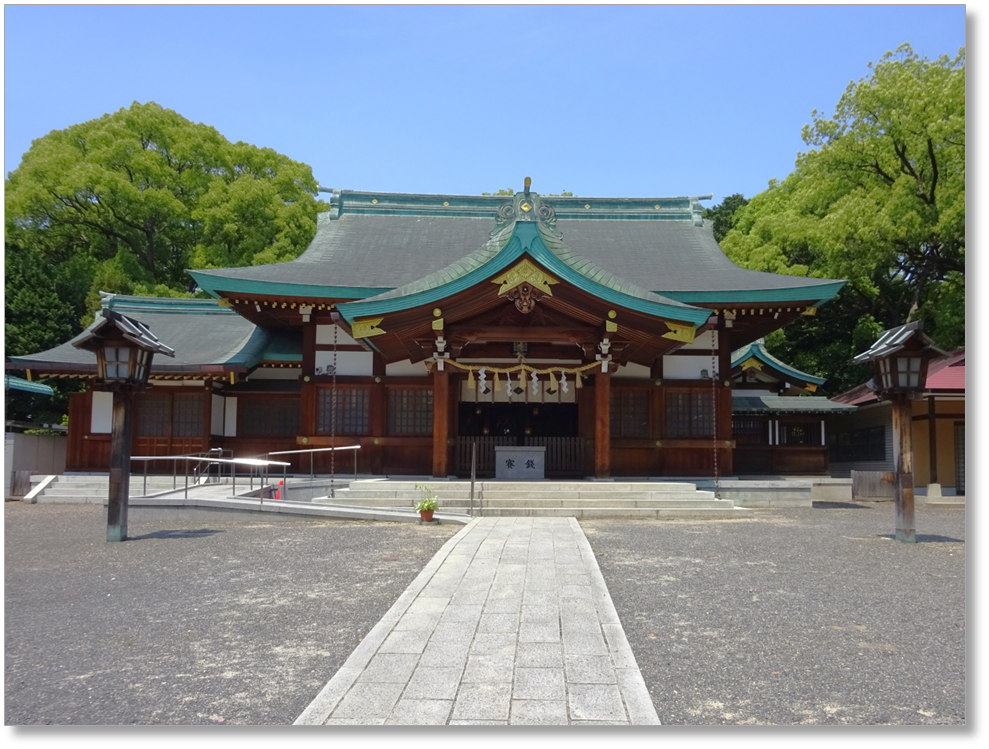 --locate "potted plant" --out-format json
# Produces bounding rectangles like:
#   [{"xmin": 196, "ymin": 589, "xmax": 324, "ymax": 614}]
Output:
[{"xmin": 414, "ymin": 484, "xmax": 439, "ymax": 522}]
